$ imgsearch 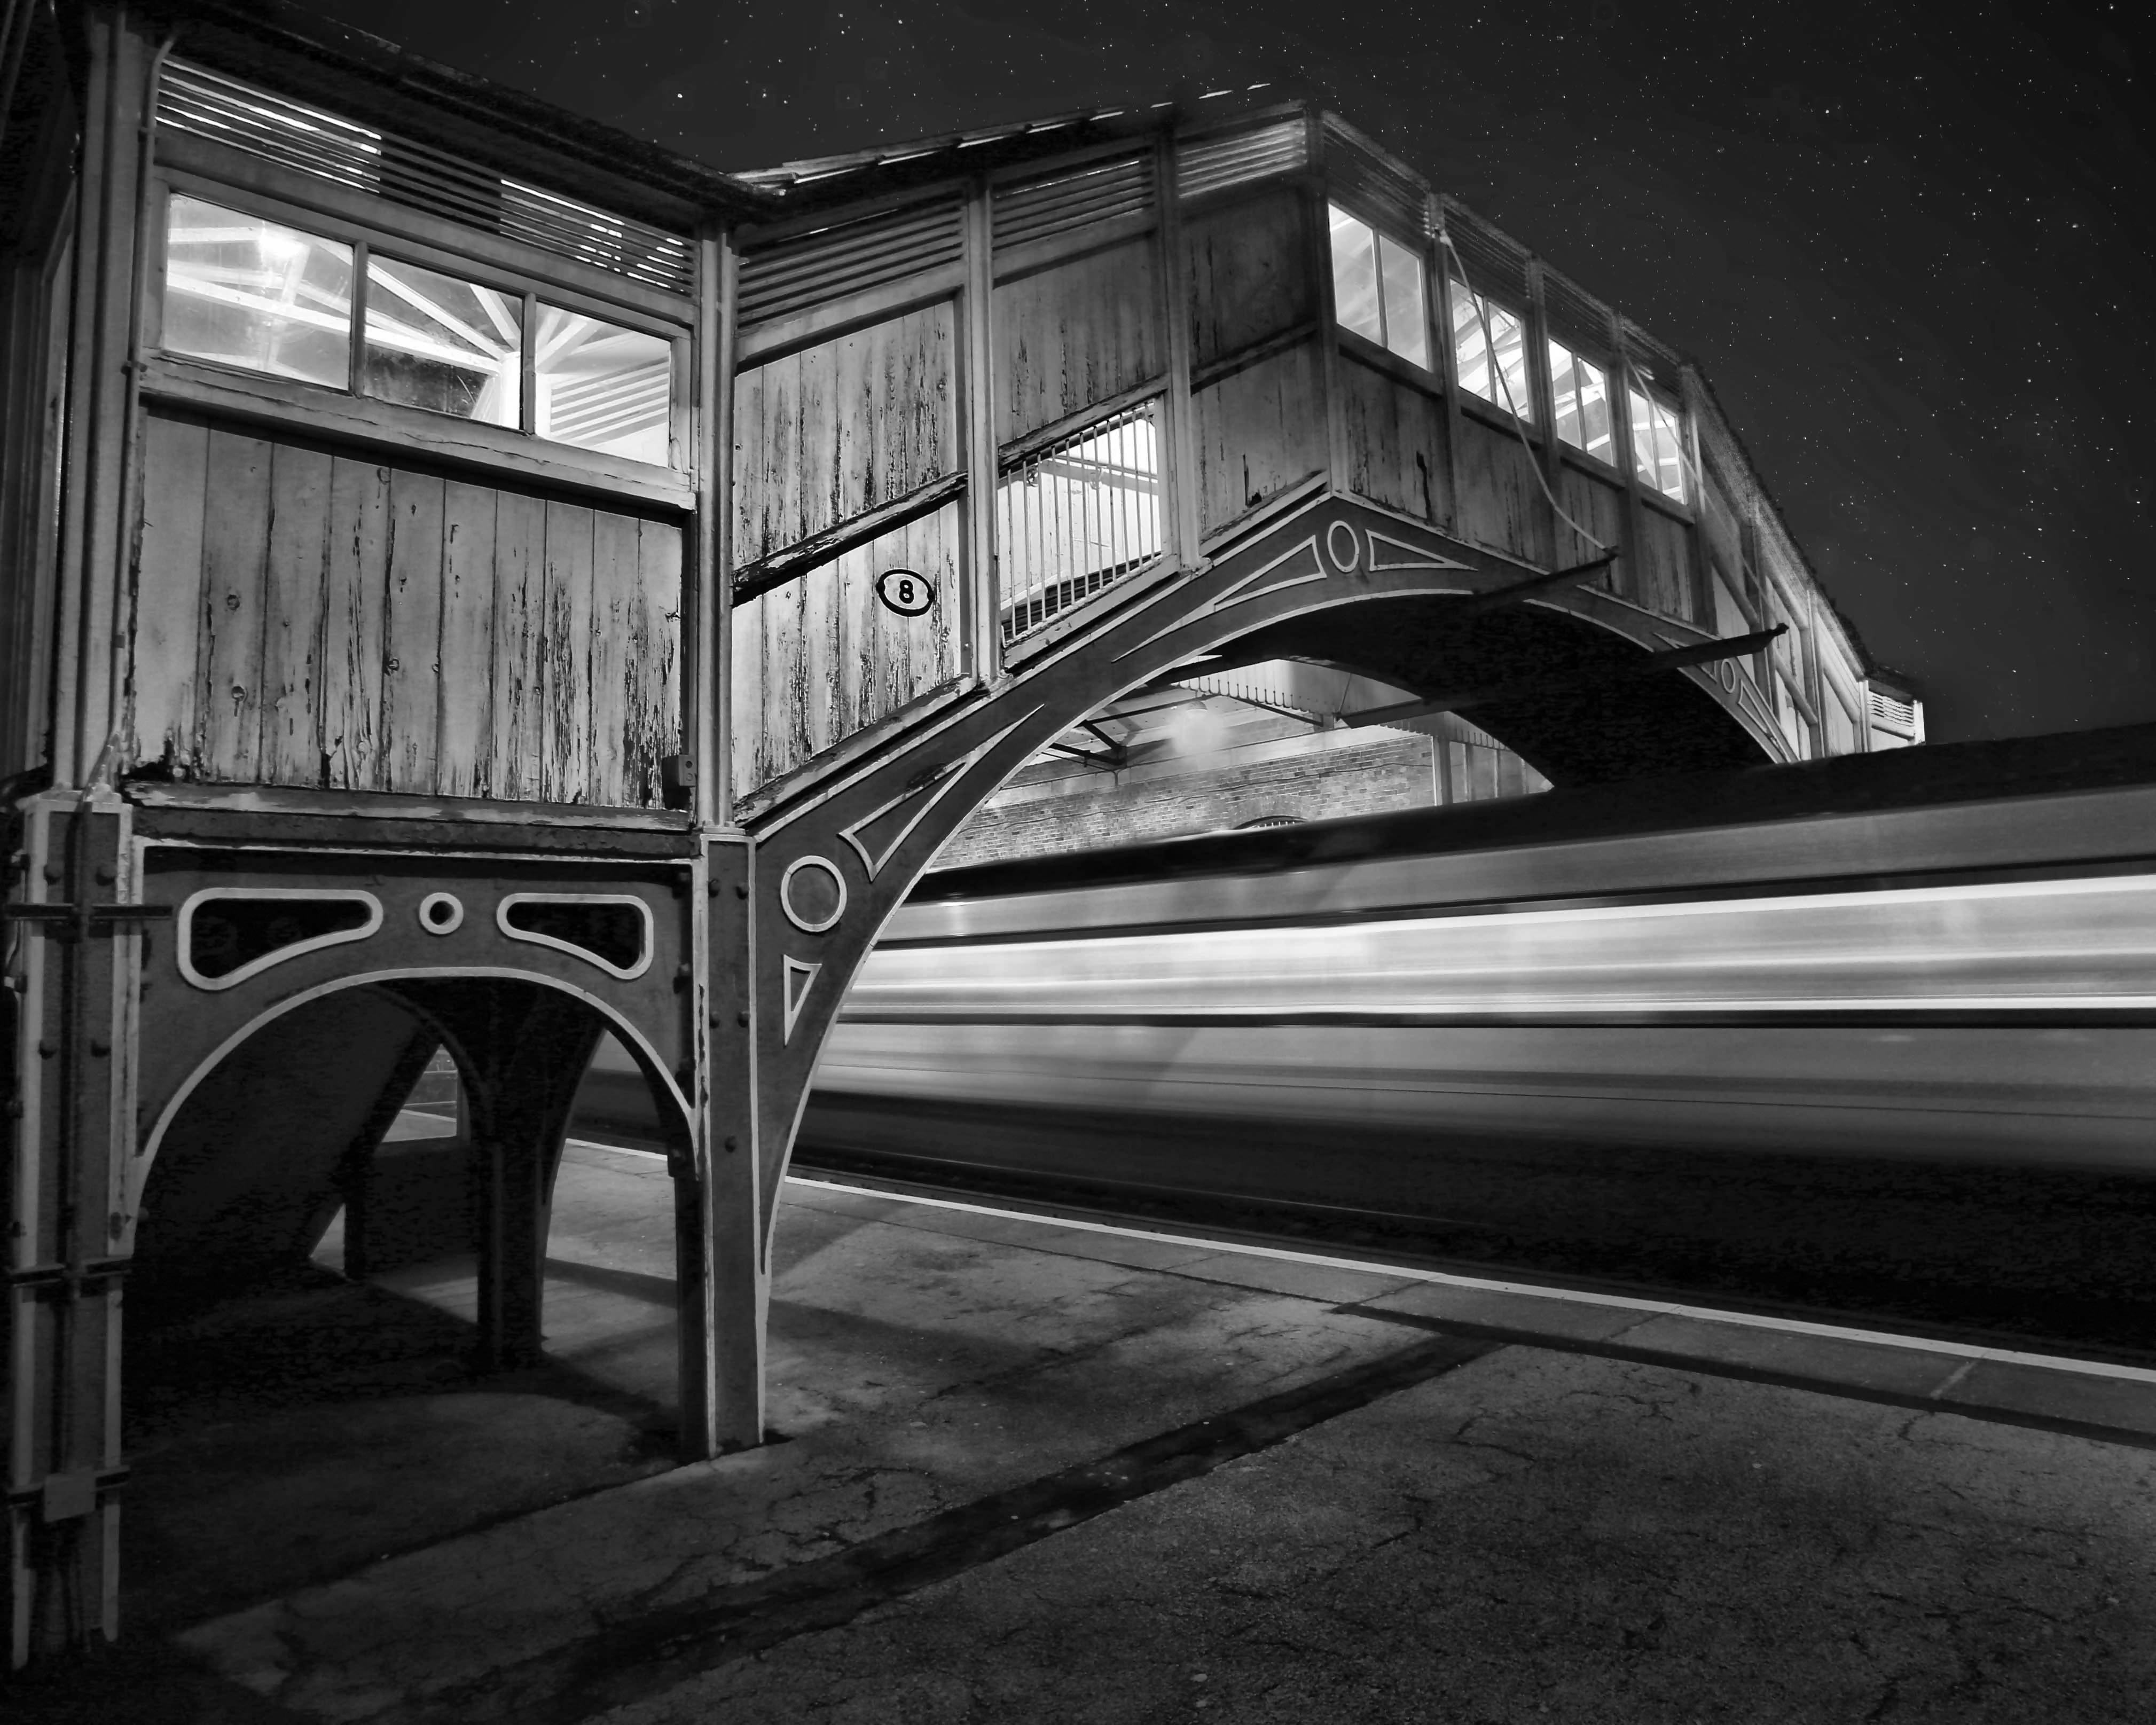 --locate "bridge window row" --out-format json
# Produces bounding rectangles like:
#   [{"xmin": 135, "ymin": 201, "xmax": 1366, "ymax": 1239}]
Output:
[
  {"xmin": 160, "ymin": 194, "xmax": 677, "ymax": 467},
  {"xmin": 1325, "ymin": 202, "xmax": 1691, "ymax": 508}
]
